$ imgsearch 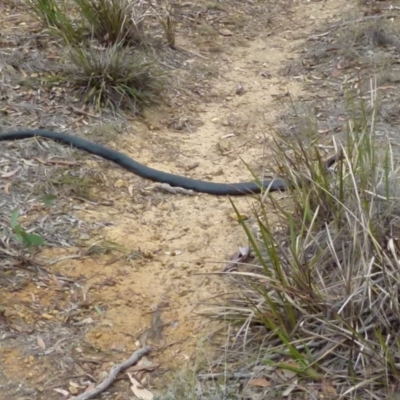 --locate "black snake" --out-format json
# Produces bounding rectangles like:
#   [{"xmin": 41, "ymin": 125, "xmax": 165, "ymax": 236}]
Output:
[{"xmin": 0, "ymin": 129, "xmax": 321, "ymax": 196}]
